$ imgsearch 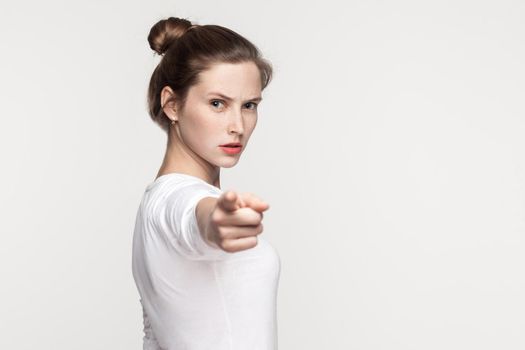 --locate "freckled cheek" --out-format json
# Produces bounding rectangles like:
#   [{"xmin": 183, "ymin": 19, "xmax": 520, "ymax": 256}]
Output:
[
  {"xmin": 188, "ymin": 113, "xmax": 218, "ymax": 132},
  {"xmin": 180, "ymin": 116, "xmax": 212, "ymax": 147},
  {"xmin": 245, "ymin": 118, "xmax": 257, "ymax": 134},
  {"xmin": 190, "ymin": 118, "xmax": 223, "ymax": 147}
]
